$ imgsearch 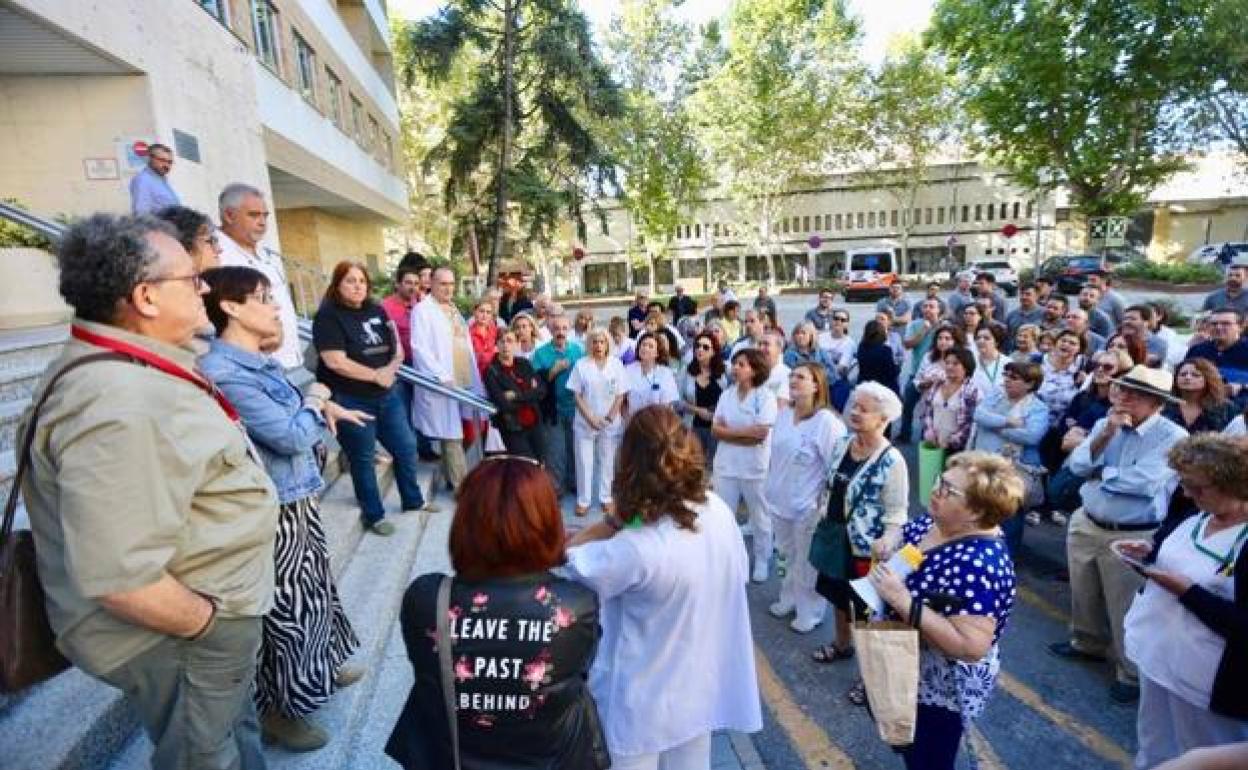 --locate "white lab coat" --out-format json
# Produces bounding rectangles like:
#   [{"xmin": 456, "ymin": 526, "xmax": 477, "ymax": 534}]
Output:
[{"xmin": 409, "ymin": 296, "xmax": 483, "ymax": 439}]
